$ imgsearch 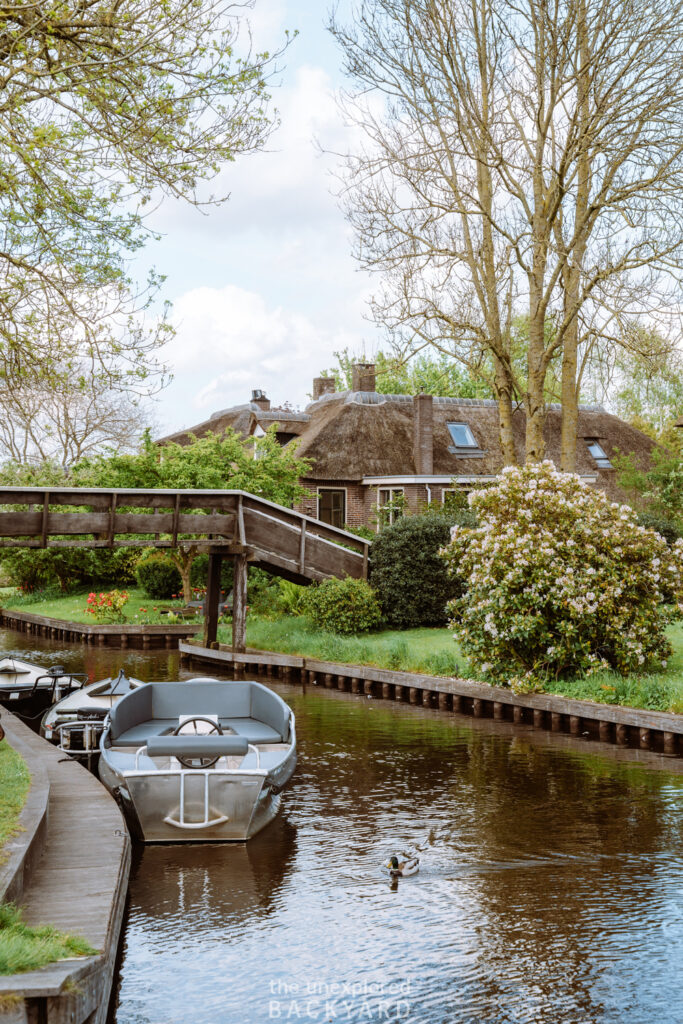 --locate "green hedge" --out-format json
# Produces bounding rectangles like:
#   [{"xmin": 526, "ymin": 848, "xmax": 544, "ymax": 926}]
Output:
[
  {"xmin": 136, "ymin": 554, "xmax": 182, "ymax": 599},
  {"xmin": 304, "ymin": 577, "xmax": 383, "ymax": 635},
  {"xmin": 370, "ymin": 512, "xmax": 471, "ymax": 628}
]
